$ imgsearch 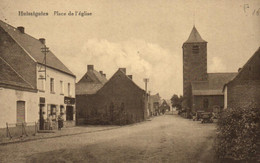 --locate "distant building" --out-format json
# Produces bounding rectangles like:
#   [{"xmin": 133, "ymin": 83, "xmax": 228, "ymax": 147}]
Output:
[
  {"xmin": 0, "ymin": 20, "xmax": 76, "ymax": 129},
  {"xmin": 182, "ymin": 26, "xmax": 237, "ymax": 115},
  {"xmin": 76, "ymin": 68, "xmax": 148, "ymax": 125},
  {"xmin": 76, "ymin": 65, "xmax": 107, "ymax": 95},
  {"xmin": 159, "ymin": 99, "xmax": 170, "ymax": 113},
  {"xmin": 149, "ymin": 93, "xmax": 161, "ymax": 116},
  {"xmin": 224, "ymin": 47, "xmax": 260, "ymax": 109}
]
